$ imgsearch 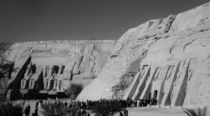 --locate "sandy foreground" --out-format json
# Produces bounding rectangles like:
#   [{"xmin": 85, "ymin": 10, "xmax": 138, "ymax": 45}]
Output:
[
  {"xmin": 20, "ymin": 100, "xmax": 187, "ymax": 116},
  {"xmin": 13, "ymin": 100, "xmax": 210, "ymax": 116},
  {"xmin": 126, "ymin": 107, "xmax": 187, "ymax": 116}
]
